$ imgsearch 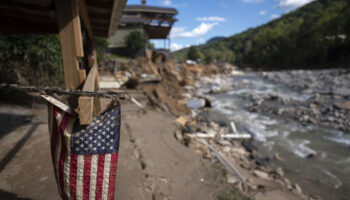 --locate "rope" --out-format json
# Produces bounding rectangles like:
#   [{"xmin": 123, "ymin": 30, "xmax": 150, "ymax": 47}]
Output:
[{"xmin": 0, "ymin": 83, "xmax": 128, "ymax": 100}]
